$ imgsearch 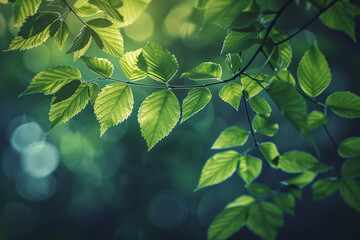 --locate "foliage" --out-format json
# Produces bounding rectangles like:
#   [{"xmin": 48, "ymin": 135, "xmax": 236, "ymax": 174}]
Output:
[{"xmin": 2, "ymin": 0, "xmax": 360, "ymax": 239}]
